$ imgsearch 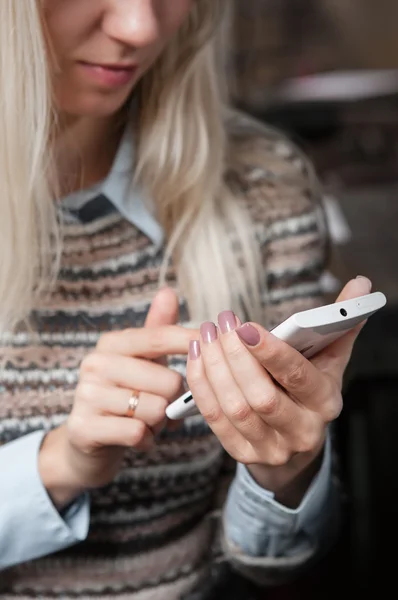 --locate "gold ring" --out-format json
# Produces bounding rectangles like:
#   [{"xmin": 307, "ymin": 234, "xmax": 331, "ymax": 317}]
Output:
[{"xmin": 127, "ymin": 390, "xmax": 140, "ymax": 418}]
